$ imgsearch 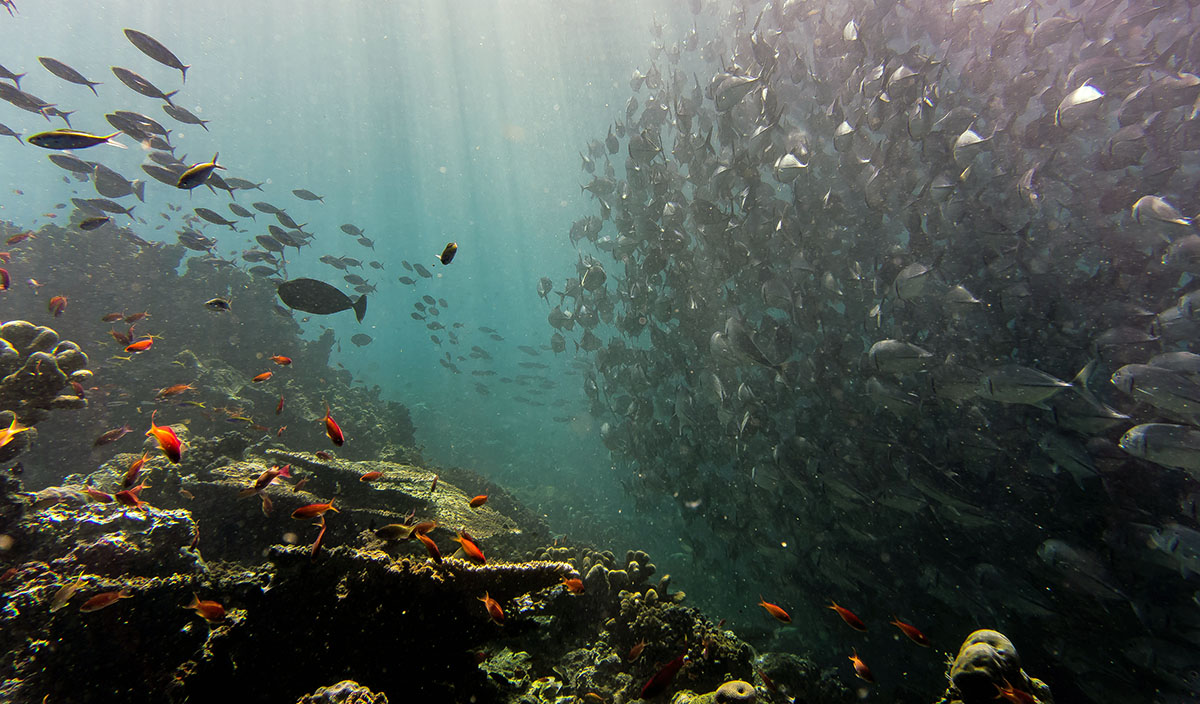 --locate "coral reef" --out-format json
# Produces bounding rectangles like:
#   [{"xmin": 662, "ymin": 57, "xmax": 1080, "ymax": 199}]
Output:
[
  {"xmin": 0, "ymin": 319, "xmax": 89, "ymax": 463},
  {"xmin": 296, "ymin": 680, "xmax": 388, "ymax": 704},
  {"xmin": 935, "ymin": 630, "xmax": 1053, "ymax": 704}
]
